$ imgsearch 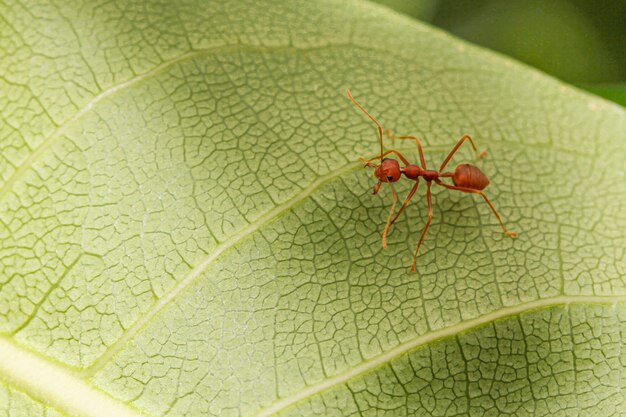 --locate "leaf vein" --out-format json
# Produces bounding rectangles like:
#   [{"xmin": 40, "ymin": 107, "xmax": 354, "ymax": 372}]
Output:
[
  {"xmin": 0, "ymin": 42, "xmax": 355, "ymax": 202},
  {"xmin": 253, "ymin": 296, "xmax": 626, "ymax": 417},
  {"xmin": 84, "ymin": 160, "xmax": 363, "ymax": 375}
]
